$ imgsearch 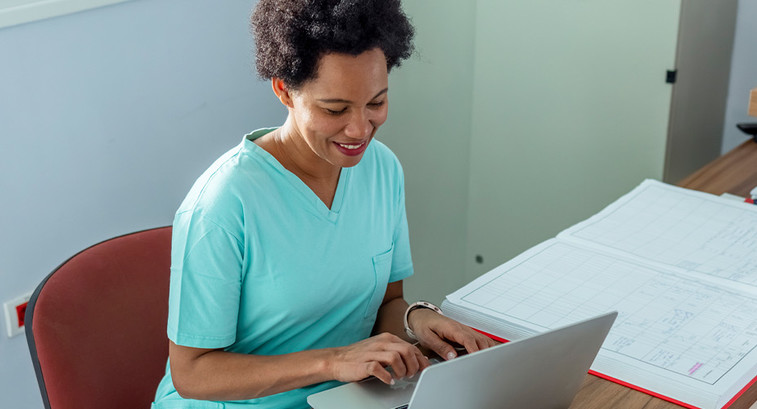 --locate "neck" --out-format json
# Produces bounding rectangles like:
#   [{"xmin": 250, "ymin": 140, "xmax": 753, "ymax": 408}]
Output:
[{"xmin": 273, "ymin": 119, "xmax": 341, "ymax": 184}]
